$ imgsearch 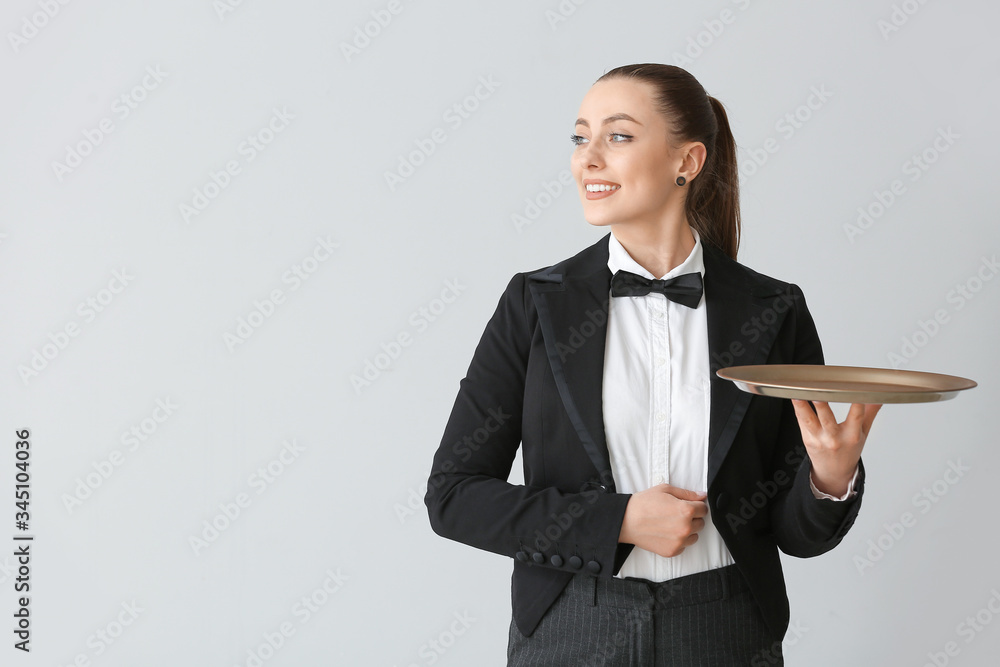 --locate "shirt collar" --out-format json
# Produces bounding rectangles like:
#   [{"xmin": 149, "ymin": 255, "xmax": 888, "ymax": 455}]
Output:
[{"xmin": 607, "ymin": 225, "xmax": 705, "ymax": 281}]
